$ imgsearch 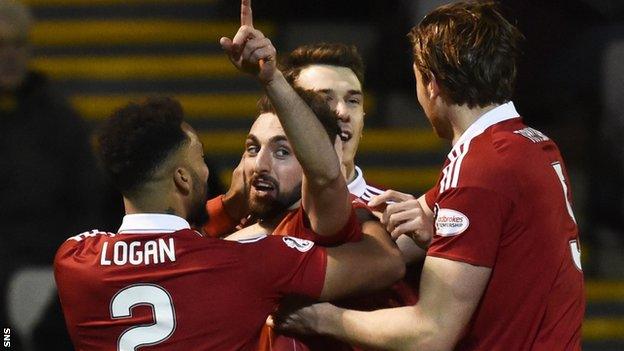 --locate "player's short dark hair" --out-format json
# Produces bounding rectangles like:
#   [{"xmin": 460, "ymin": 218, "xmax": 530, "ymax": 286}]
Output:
[
  {"xmin": 97, "ymin": 97, "xmax": 189, "ymax": 195},
  {"xmin": 257, "ymin": 89, "xmax": 340, "ymax": 143},
  {"xmin": 408, "ymin": 1, "xmax": 524, "ymax": 108},
  {"xmin": 280, "ymin": 43, "xmax": 365, "ymax": 85}
]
